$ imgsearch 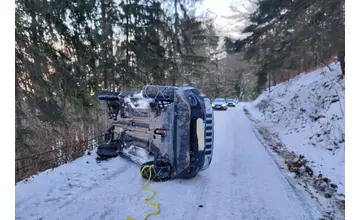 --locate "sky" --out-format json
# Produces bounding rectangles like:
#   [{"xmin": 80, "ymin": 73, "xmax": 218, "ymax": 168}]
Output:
[
  {"xmin": 199, "ymin": 0, "xmax": 234, "ymax": 16},
  {"xmin": 195, "ymin": 0, "xmax": 254, "ymax": 40}
]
